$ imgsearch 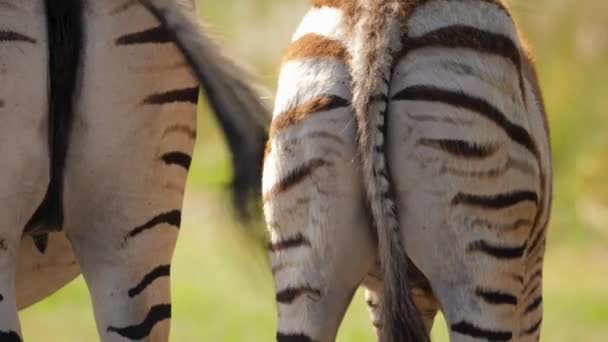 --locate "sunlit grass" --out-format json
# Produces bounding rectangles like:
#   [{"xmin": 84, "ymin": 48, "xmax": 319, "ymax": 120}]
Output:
[{"xmin": 20, "ymin": 191, "xmax": 608, "ymax": 341}]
